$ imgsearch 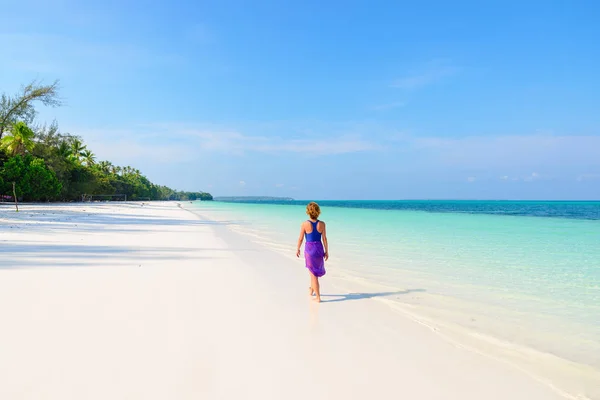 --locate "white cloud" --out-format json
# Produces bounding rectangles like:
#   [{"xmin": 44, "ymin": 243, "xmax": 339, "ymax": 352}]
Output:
[
  {"xmin": 392, "ymin": 59, "xmax": 459, "ymax": 89},
  {"xmin": 275, "ymin": 183, "xmax": 284, "ymax": 188},
  {"xmin": 239, "ymin": 181, "xmax": 246, "ymax": 186},
  {"xmin": 467, "ymin": 177, "xmax": 477, "ymax": 183},
  {"xmin": 141, "ymin": 125, "xmax": 381, "ymax": 156},
  {"xmin": 69, "ymin": 123, "xmax": 382, "ymax": 165},
  {"xmin": 67, "ymin": 123, "xmax": 600, "ymax": 186},
  {"xmin": 523, "ymin": 172, "xmax": 541, "ymax": 182},
  {"xmin": 86, "ymin": 138, "xmax": 194, "ymax": 164},
  {"xmin": 411, "ymin": 134, "xmax": 600, "ymax": 169}
]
